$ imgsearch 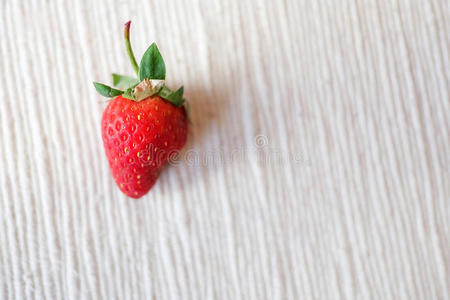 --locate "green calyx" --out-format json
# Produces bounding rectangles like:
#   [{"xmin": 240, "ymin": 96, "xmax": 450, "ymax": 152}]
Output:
[{"xmin": 93, "ymin": 21, "xmax": 186, "ymax": 108}]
